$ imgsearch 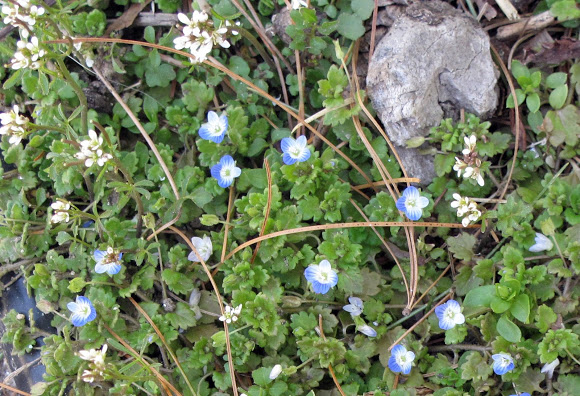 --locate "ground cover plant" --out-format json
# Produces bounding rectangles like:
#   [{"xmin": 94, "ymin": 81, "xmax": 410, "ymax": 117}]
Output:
[{"xmin": 0, "ymin": 0, "xmax": 579, "ymax": 395}]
